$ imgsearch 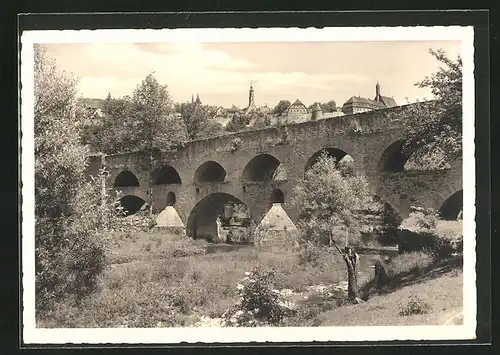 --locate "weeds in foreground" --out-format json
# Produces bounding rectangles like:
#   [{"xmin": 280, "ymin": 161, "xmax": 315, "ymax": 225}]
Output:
[
  {"xmin": 223, "ymin": 266, "xmax": 296, "ymax": 327},
  {"xmin": 398, "ymin": 293, "xmax": 432, "ymax": 316},
  {"xmin": 37, "ymin": 240, "xmax": 347, "ymax": 328}
]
